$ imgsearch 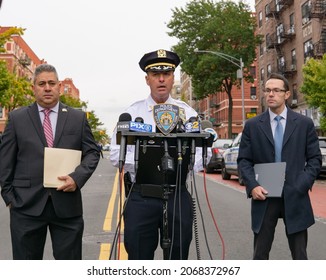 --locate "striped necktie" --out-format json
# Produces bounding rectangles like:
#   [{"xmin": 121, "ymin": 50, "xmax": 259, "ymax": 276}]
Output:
[
  {"xmin": 274, "ymin": 115, "xmax": 283, "ymax": 162},
  {"xmin": 43, "ymin": 109, "xmax": 54, "ymax": 148}
]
